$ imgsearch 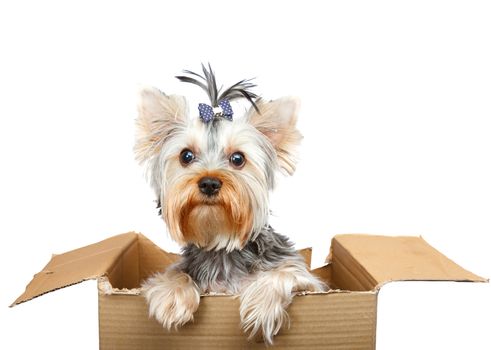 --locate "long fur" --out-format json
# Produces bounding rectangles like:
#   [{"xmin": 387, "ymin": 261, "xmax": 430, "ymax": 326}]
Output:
[
  {"xmin": 176, "ymin": 63, "xmax": 259, "ymax": 111},
  {"xmin": 136, "ymin": 69, "xmax": 326, "ymax": 345},
  {"xmin": 240, "ymin": 260, "xmax": 324, "ymax": 344},
  {"xmin": 142, "ymin": 269, "xmax": 200, "ymax": 330},
  {"xmin": 177, "ymin": 226, "xmax": 305, "ymax": 293}
]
